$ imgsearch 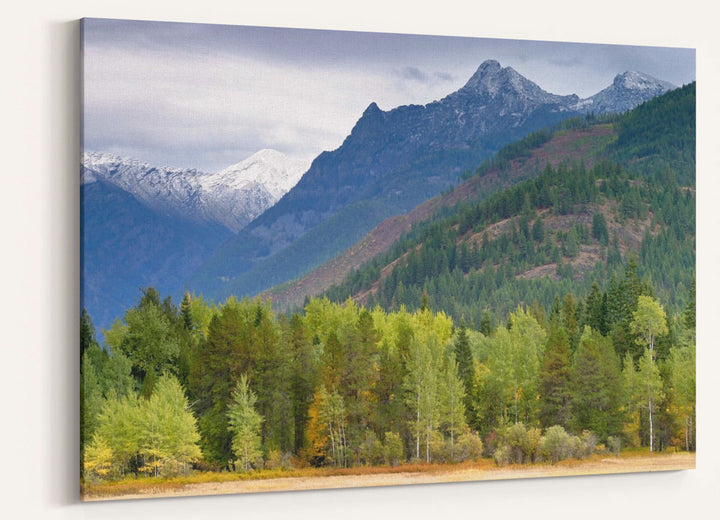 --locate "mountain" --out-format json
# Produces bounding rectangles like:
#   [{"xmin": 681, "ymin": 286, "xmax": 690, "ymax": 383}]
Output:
[
  {"xmin": 81, "ymin": 149, "xmax": 307, "ymax": 331},
  {"xmin": 81, "ymin": 179, "xmax": 232, "ymax": 332},
  {"xmin": 316, "ymin": 83, "xmax": 695, "ymax": 328},
  {"xmin": 582, "ymin": 71, "xmax": 677, "ymax": 114},
  {"xmin": 192, "ymin": 60, "xmax": 675, "ymax": 302},
  {"xmin": 263, "ymin": 124, "xmax": 618, "ymax": 310},
  {"xmin": 82, "ymin": 149, "xmax": 308, "ymax": 232}
]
